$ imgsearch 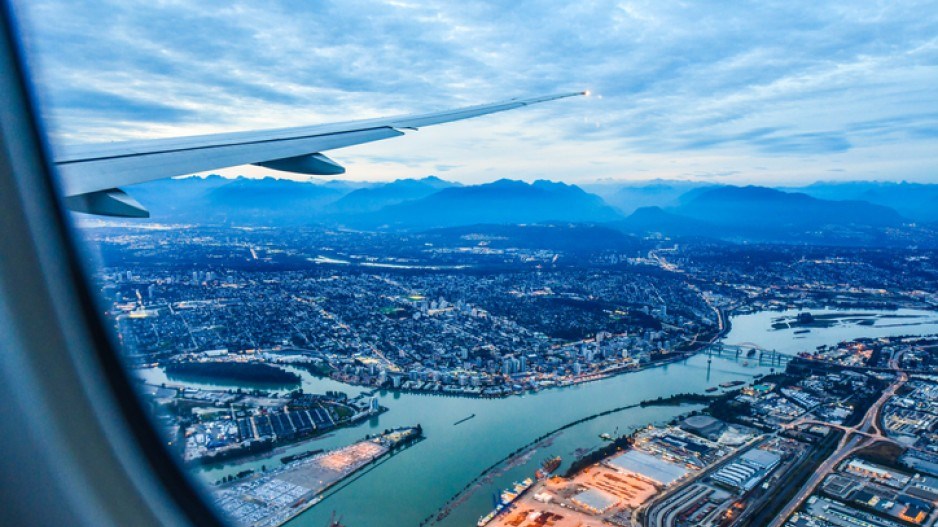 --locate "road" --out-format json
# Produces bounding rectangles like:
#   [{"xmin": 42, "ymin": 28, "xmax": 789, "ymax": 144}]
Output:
[{"xmin": 765, "ymin": 372, "xmax": 907, "ymax": 527}]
